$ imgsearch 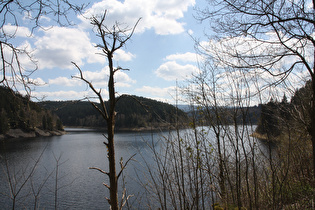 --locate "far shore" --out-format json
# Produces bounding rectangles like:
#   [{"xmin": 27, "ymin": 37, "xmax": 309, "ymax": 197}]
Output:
[
  {"xmin": 0, "ymin": 128, "xmax": 66, "ymax": 140},
  {"xmin": 0, "ymin": 124, "xmax": 188, "ymax": 140},
  {"xmin": 64, "ymin": 123, "xmax": 188, "ymax": 132}
]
